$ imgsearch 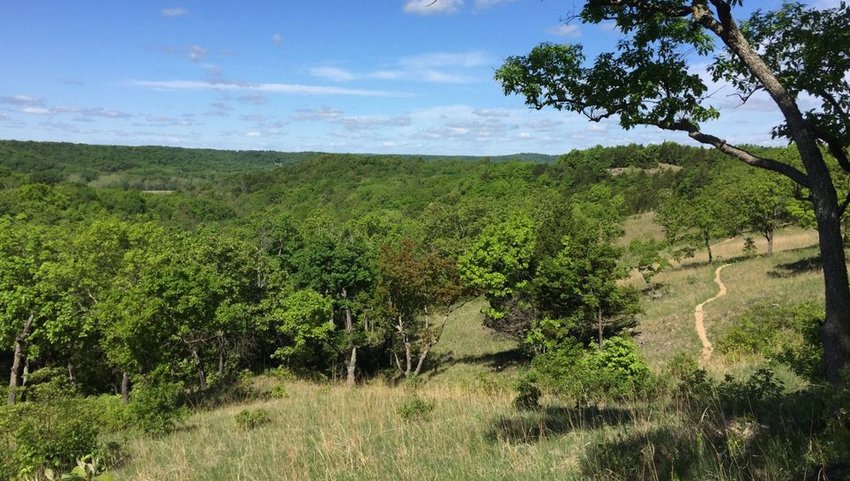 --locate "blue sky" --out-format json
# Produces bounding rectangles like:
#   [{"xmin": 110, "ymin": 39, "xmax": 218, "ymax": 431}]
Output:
[{"xmin": 0, "ymin": 0, "xmax": 804, "ymax": 155}]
